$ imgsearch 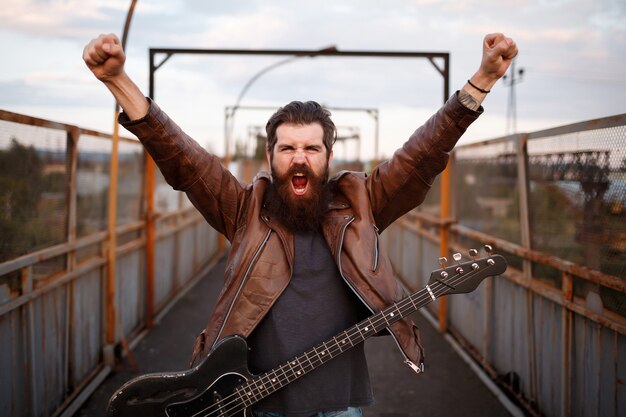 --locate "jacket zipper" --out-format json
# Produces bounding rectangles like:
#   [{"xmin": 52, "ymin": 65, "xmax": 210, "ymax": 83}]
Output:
[
  {"xmin": 336, "ymin": 216, "xmax": 423, "ymax": 374},
  {"xmin": 214, "ymin": 229, "xmax": 272, "ymax": 345}
]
